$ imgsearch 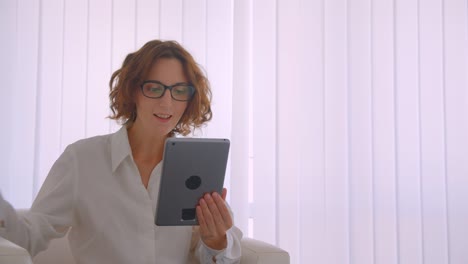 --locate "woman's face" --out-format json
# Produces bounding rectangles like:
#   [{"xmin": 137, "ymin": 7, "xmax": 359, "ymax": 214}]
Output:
[{"xmin": 134, "ymin": 58, "xmax": 189, "ymax": 137}]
